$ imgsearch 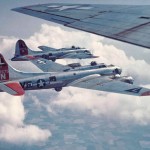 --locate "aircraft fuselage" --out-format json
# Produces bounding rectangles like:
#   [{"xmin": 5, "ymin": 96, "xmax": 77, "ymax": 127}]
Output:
[
  {"xmin": 11, "ymin": 48, "xmax": 97, "ymax": 61},
  {"xmin": 18, "ymin": 66, "xmax": 121, "ymax": 92}
]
